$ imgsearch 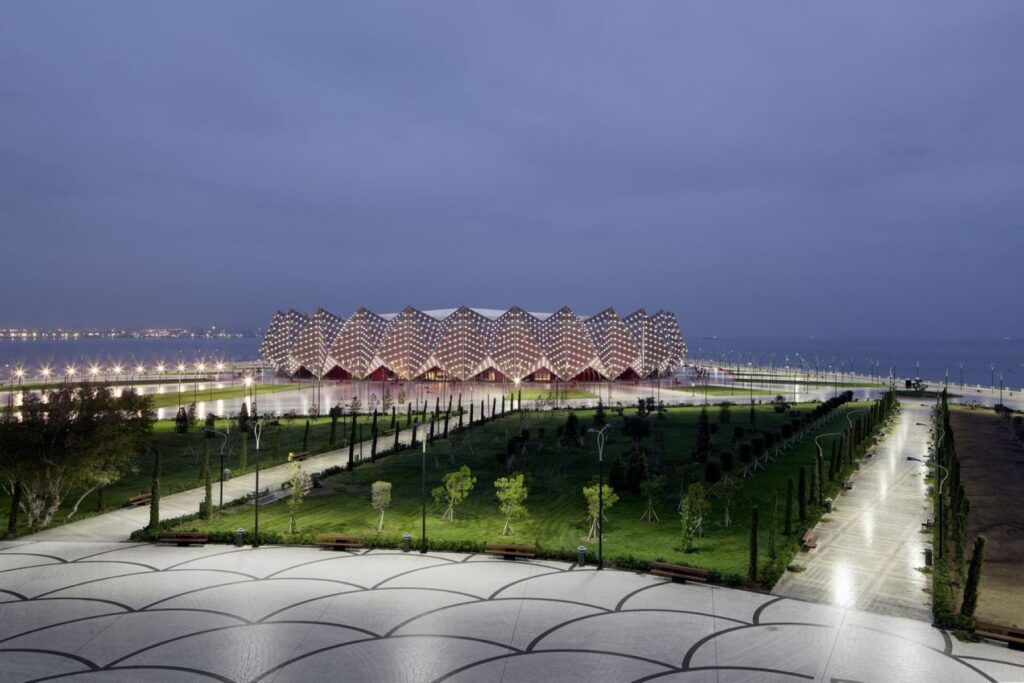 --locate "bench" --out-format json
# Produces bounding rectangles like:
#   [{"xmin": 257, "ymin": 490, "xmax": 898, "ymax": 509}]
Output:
[
  {"xmin": 975, "ymin": 621, "xmax": 1024, "ymax": 651},
  {"xmin": 291, "ymin": 452, "xmax": 311, "ymax": 461},
  {"xmin": 650, "ymin": 561, "xmax": 710, "ymax": 584},
  {"xmin": 158, "ymin": 532, "xmax": 209, "ymax": 546},
  {"xmin": 484, "ymin": 543, "xmax": 535, "ymax": 559},
  {"xmin": 801, "ymin": 530, "xmax": 818, "ymax": 551},
  {"xmin": 921, "ymin": 517, "xmax": 934, "ymax": 529},
  {"xmin": 127, "ymin": 493, "xmax": 152, "ymax": 507},
  {"xmin": 126, "ymin": 492, "xmax": 153, "ymax": 508},
  {"xmin": 315, "ymin": 534, "xmax": 364, "ymax": 550}
]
